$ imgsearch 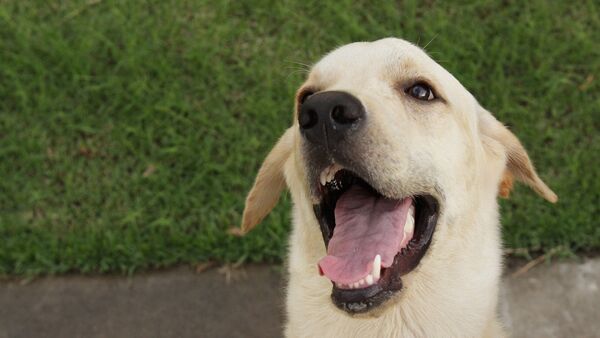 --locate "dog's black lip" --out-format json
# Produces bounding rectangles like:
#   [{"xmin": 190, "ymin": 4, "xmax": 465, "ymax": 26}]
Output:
[
  {"xmin": 331, "ymin": 283, "xmax": 395, "ymax": 314},
  {"xmin": 313, "ymin": 171, "xmax": 439, "ymax": 314}
]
